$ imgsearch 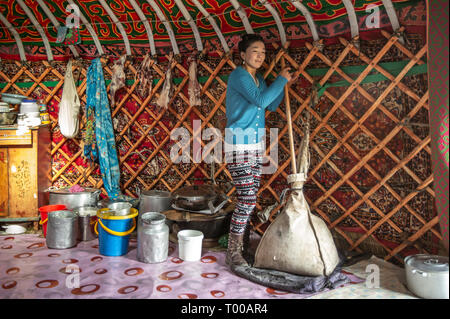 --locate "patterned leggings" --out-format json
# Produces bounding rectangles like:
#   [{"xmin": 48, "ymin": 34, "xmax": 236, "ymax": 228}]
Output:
[{"xmin": 226, "ymin": 150, "xmax": 263, "ymax": 235}]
